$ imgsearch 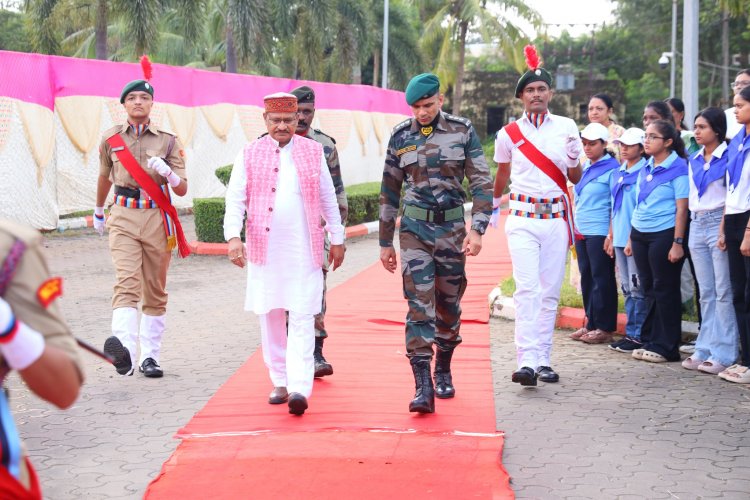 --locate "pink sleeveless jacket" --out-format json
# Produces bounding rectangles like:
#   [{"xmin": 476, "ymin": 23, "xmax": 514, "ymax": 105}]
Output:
[{"xmin": 244, "ymin": 135, "xmax": 324, "ymax": 266}]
